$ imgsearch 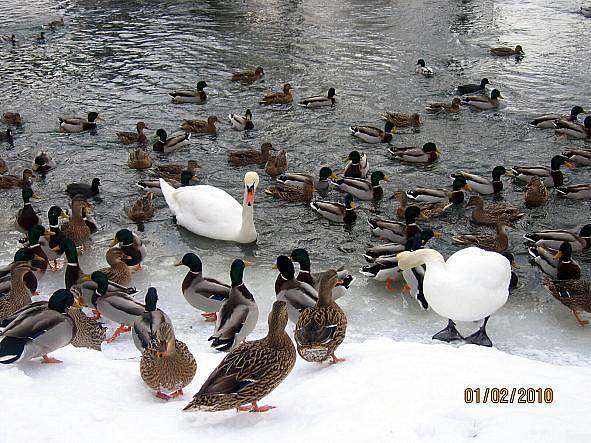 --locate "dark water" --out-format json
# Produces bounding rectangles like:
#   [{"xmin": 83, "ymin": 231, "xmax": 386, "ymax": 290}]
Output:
[{"xmin": 1, "ymin": 0, "xmax": 590, "ymax": 364}]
